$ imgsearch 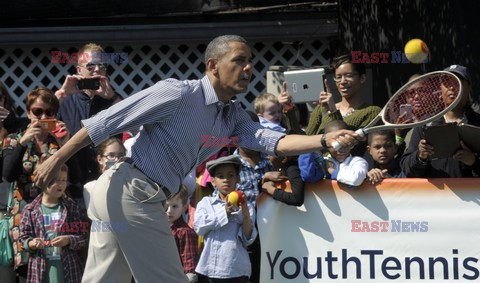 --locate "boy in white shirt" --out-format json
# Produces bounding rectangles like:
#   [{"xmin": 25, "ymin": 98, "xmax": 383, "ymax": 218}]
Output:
[{"xmin": 299, "ymin": 120, "xmax": 368, "ymax": 187}]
